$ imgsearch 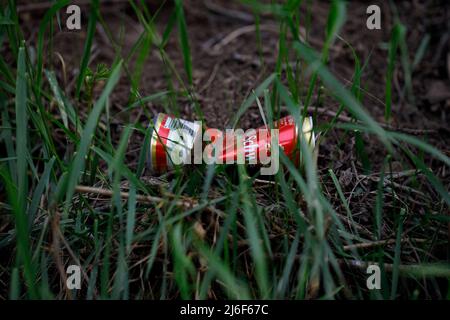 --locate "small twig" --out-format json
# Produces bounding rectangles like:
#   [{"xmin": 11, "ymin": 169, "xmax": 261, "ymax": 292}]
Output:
[
  {"xmin": 343, "ymin": 238, "xmax": 426, "ymax": 251},
  {"xmin": 208, "ymin": 24, "xmax": 293, "ymax": 55},
  {"xmin": 273, "ymin": 254, "xmax": 450, "ymax": 277},
  {"xmin": 253, "ymin": 178, "xmax": 298, "ymax": 193},
  {"xmin": 199, "ymin": 61, "xmax": 222, "ymax": 93},
  {"xmin": 74, "ymin": 185, "xmax": 235, "ymax": 224},
  {"xmin": 203, "ymin": 0, "xmax": 254, "ymax": 23},
  {"xmin": 340, "ymin": 259, "xmax": 450, "ymax": 277},
  {"xmin": 75, "ymin": 185, "xmax": 166, "ymax": 205}
]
